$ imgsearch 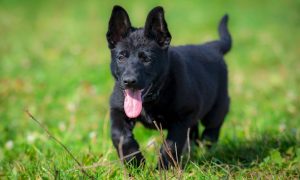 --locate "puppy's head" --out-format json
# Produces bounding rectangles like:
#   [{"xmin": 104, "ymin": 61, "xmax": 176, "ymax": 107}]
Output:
[{"xmin": 106, "ymin": 6, "xmax": 171, "ymax": 118}]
